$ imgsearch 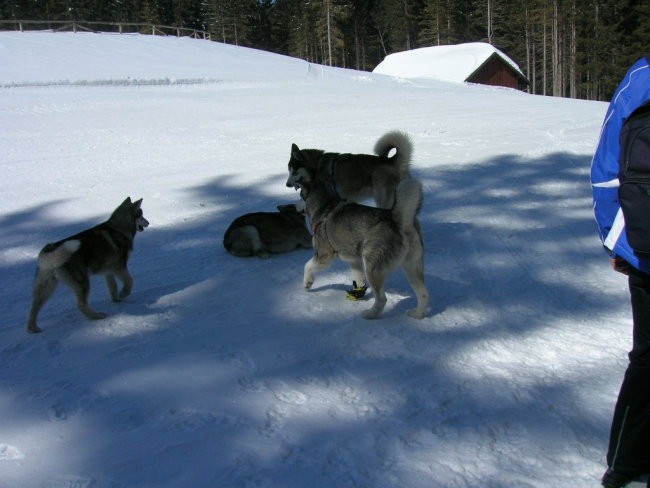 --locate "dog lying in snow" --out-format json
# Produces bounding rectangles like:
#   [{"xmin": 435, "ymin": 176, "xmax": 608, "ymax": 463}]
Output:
[{"xmin": 223, "ymin": 202, "xmax": 312, "ymax": 258}]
